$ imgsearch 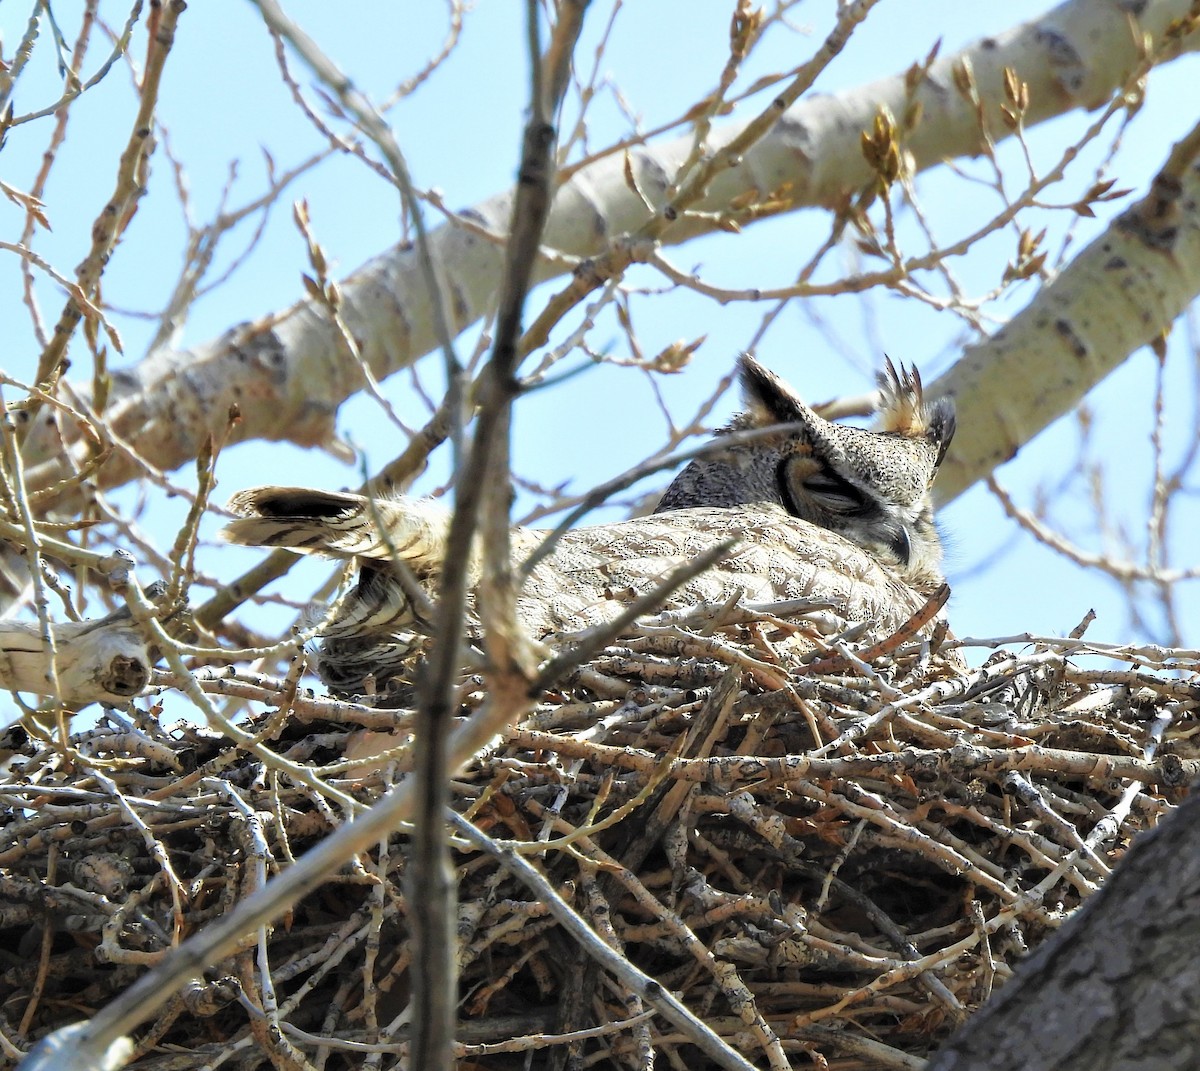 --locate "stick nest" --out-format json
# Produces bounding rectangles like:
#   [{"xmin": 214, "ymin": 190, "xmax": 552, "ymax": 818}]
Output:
[{"xmin": 1, "ymin": 605, "xmax": 1197, "ymax": 1070}]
